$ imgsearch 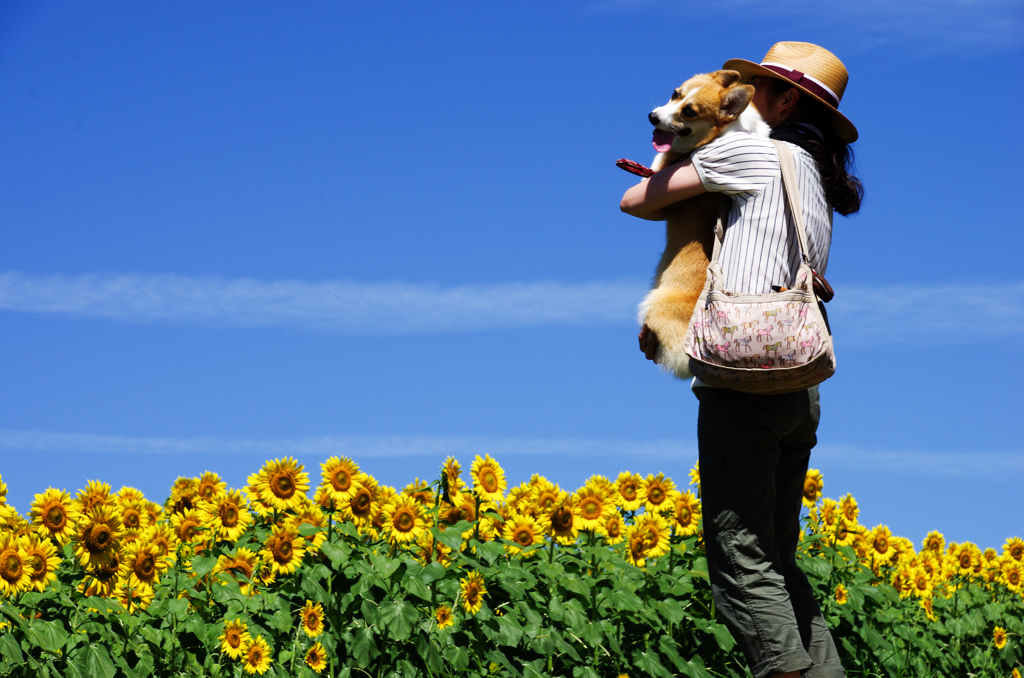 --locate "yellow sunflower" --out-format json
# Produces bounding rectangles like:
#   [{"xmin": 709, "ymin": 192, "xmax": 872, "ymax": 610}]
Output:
[
  {"xmin": 501, "ymin": 513, "xmax": 545, "ymax": 557},
  {"xmin": 242, "ymin": 635, "xmax": 273, "ymax": 675},
  {"xmin": 262, "ymin": 525, "xmax": 306, "ymax": 576},
  {"xmin": 460, "ymin": 571, "xmax": 487, "ymax": 615},
  {"xmin": 602, "ymin": 513, "xmax": 625, "ymax": 545},
  {"xmin": 634, "ymin": 513, "xmax": 671, "ymax": 559},
  {"xmin": 115, "ymin": 486, "xmax": 146, "ymax": 506},
  {"xmin": 642, "ymin": 473, "xmax": 678, "ymax": 515},
  {"xmin": 170, "ymin": 508, "xmax": 205, "ymax": 545},
  {"xmin": 403, "ymin": 479, "xmax": 434, "ymax": 506},
  {"xmin": 584, "ymin": 474, "xmax": 616, "ymax": 498},
  {"xmin": 140, "ymin": 523, "xmax": 180, "ymax": 563},
  {"xmin": 321, "ymin": 456, "xmax": 360, "ymax": 503},
  {"xmin": 954, "ymin": 542, "xmax": 981, "ymax": 577},
  {"xmin": 434, "ymin": 604, "xmax": 454, "ymax": 630},
  {"xmin": 20, "ymin": 533, "xmax": 60, "ymax": 593},
  {"xmin": 623, "ymin": 525, "xmax": 652, "ymax": 568},
  {"xmin": 305, "ymin": 642, "xmax": 328, "ymax": 674},
  {"xmin": 921, "ymin": 597, "xmax": 936, "ymax": 622},
  {"xmin": 300, "ymin": 600, "xmax": 325, "ymax": 637},
  {"xmin": 340, "ymin": 475, "xmax": 378, "ymax": 527},
  {"xmin": 1000, "ymin": 559, "xmax": 1022, "ymax": 592},
  {"xmin": 802, "ymin": 469, "xmax": 823, "ymax": 508},
  {"xmin": 200, "ymin": 490, "xmax": 253, "ymax": 544},
  {"xmin": 921, "ymin": 530, "xmax": 945, "ymax": 556},
  {"xmin": 1013, "ymin": 668, "xmax": 1021, "ymax": 678},
  {"xmin": 672, "ymin": 490, "xmax": 702, "ymax": 537},
  {"xmin": 470, "ymin": 455, "xmax": 506, "ymax": 503},
  {"xmin": 506, "ymin": 485, "xmax": 533, "ymax": 515},
  {"xmin": 911, "ymin": 567, "xmax": 933, "ymax": 599},
  {"xmin": 75, "ymin": 480, "xmax": 112, "ymax": 513},
  {"xmin": 167, "ymin": 477, "xmax": 200, "ymax": 514},
  {"xmin": 614, "ymin": 472, "xmax": 644, "ymax": 512},
  {"xmin": 442, "ymin": 456, "xmax": 465, "ymax": 497},
  {"xmin": 78, "ymin": 550, "xmax": 122, "ymax": 598},
  {"xmin": 867, "ymin": 525, "xmax": 895, "ymax": 565},
  {"xmin": 834, "ymin": 583, "xmax": 849, "ymax": 605},
  {"xmin": 30, "ymin": 488, "xmax": 80, "ymax": 544},
  {"xmin": 72, "ymin": 505, "xmax": 123, "ymax": 569},
  {"xmin": 380, "ymin": 494, "xmax": 427, "ymax": 545},
  {"xmin": 548, "ymin": 498, "xmax": 579, "ymax": 545},
  {"xmin": 119, "ymin": 540, "xmax": 168, "ymax": 590},
  {"xmin": 219, "ymin": 618, "xmax": 252, "ymax": 660},
  {"xmin": 286, "ymin": 505, "xmax": 327, "ymax": 550},
  {"xmin": 250, "ymin": 458, "xmax": 310, "ymax": 512},
  {"xmin": 993, "ymin": 625, "xmax": 1008, "ymax": 650},
  {"xmin": 215, "ymin": 547, "xmax": 266, "ymax": 594},
  {"xmin": 119, "ymin": 499, "xmax": 151, "ymax": 534},
  {"xmin": 439, "ymin": 491, "xmax": 478, "ymax": 529},
  {"xmin": 688, "ymin": 461, "xmax": 700, "ymax": 492},
  {"xmin": 574, "ymin": 486, "xmax": 615, "ymax": 532},
  {"xmin": 0, "ymin": 532, "xmax": 31, "ymax": 596},
  {"xmin": 838, "ymin": 493, "xmax": 858, "ymax": 525},
  {"xmin": 818, "ymin": 498, "xmax": 840, "ymax": 532},
  {"xmin": 196, "ymin": 472, "xmax": 227, "ymax": 503},
  {"xmin": 1003, "ymin": 536, "xmax": 1024, "ymax": 562}
]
